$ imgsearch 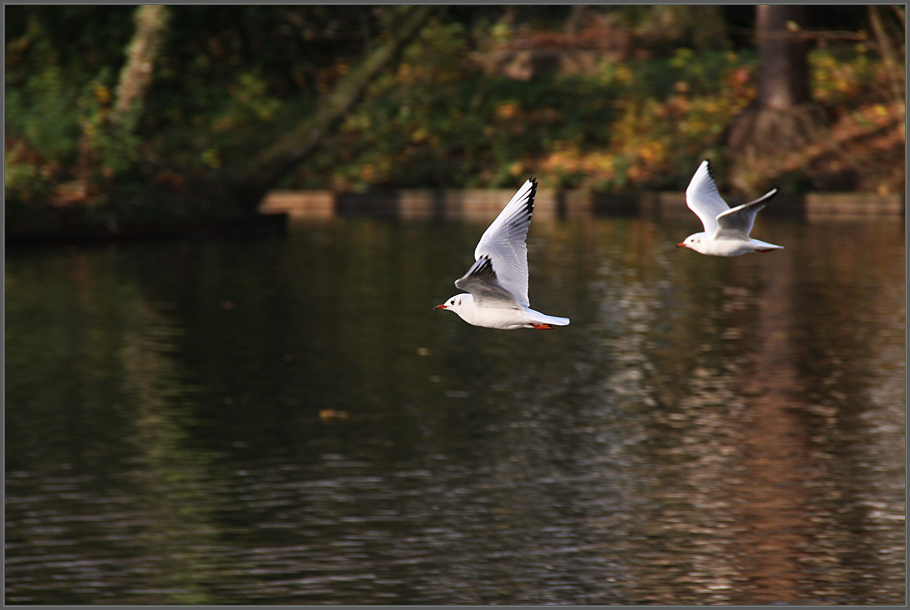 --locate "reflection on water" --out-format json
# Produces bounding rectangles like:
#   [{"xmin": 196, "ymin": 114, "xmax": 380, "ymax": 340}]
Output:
[{"xmin": 5, "ymin": 214, "xmax": 905, "ymax": 604}]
